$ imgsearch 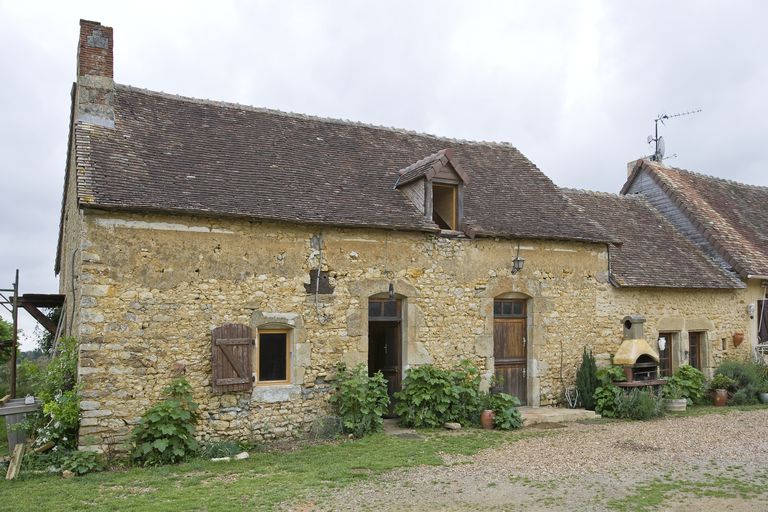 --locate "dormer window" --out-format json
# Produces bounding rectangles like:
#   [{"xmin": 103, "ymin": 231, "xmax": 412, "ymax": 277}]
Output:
[
  {"xmin": 432, "ymin": 183, "xmax": 458, "ymax": 230},
  {"xmin": 395, "ymin": 148, "xmax": 469, "ymax": 233}
]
